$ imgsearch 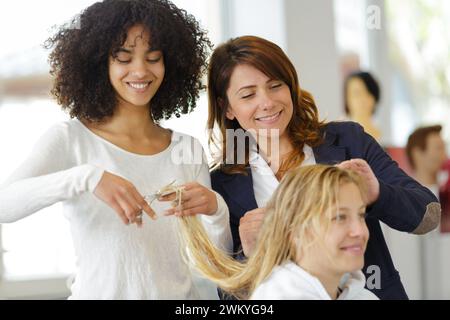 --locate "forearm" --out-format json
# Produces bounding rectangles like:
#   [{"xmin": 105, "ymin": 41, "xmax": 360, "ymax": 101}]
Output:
[
  {"xmin": 368, "ymin": 179, "xmax": 440, "ymax": 233},
  {"xmin": 0, "ymin": 164, "xmax": 104, "ymax": 223}
]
